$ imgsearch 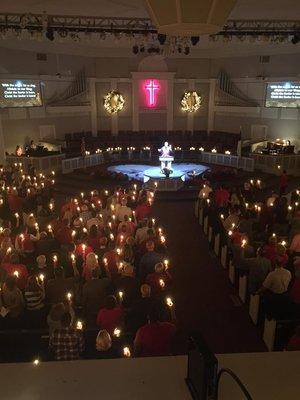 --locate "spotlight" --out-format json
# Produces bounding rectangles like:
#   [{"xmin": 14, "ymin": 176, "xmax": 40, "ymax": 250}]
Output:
[
  {"xmin": 184, "ymin": 46, "xmax": 190, "ymax": 55},
  {"xmin": 132, "ymin": 45, "xmax": 139, "ymax": 54},
  {"xmin": 45, "ymin": 27, "xmax": 54, "ymax": 41},
  {"xmin": 191, "ymin": 36, "xmax": 200, "ymax": 46},
  {"xmin": 157, "ymin": 33, "xmax": 166, "ymax": 45},
  {"xmin": 291, "ymin": 34, "xmax": 300, "ymax": 44}
]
